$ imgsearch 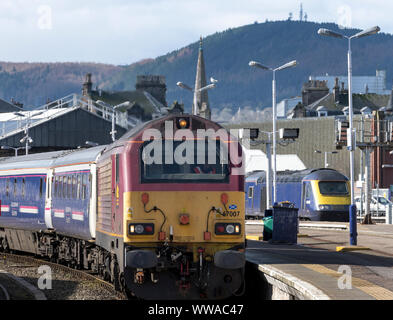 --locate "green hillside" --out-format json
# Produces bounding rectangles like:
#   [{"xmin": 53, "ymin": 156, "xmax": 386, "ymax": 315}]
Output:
[
  {"xmin": 106, "ymin": 20, "xmax": 393, "ymax": 114},
  {"xmin": 0, "ymin": 62, "xmax": 121, "ymax": 107}
]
